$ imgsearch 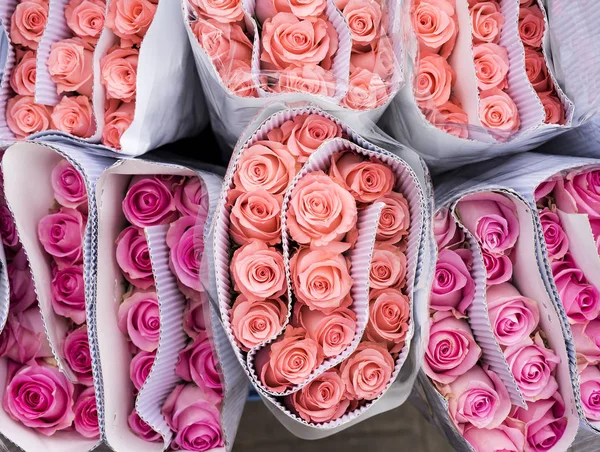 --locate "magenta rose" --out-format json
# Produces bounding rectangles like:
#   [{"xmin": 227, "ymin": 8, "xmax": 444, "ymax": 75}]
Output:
[
  {"xmin": 463, "ymin": 421, "xmax": 526, "ymax": 452},
  {"xmin": 130, "ymin": 350, "xmax": 156, "ymax": 392},
  {"xmin": 539, "ymin": 208, "xmax": 569, "ymax": 261},
  {"xmin": 116, "ymin": 226, "xmax": 154, "ymax": 289},
  {"xmin": 482, "ymin": 249, "xmax": 512, "ymax": 285},
  {"xmin": 457, "ymin": 192, "xmax": 519, "ymax": 255},
  {"xmin": 51, "ymin": 264, "xmax": 86, "ymax": 324},
  {"xmin": 128, "ymin": 409, "xmax": 161, "ymax": 442},
  {"xmin": 167, "ymin": 216, "xmax": 204, "ymax": 292},
  {"xmin": 38, "ymin": 207, "xmax": 85, "ymax": 267},
  {"xmin": 0, "ymin": 307, "xmax": 53, "ymax": 364},
  {"xmin": 433, "ymin": 207, "xmax": 464, "ymax": 250},
  {"xmin": 118, "ymin": 289, "xmax": 160, "ymax": 352},
  {"xmin": 51, "ymin": 159, "xmax": 87, "ymax": 210},
  {"xmin": 423, "ymin": 311, "xmax": 482, "ymax": 384},
  {"xmin": 8, "ymin": 248, "xmax": 37, "ymax": 313},
  {"xmin": 122, "ymin": 176, "xmax": 178, "ymax": 228},
  {"xmin": 63, "ymin": 325, "xmax": 94, "ymax": 385},
  {"xmin": 0, "ymin": 204, "xmax": 18, "ymax": 248},
  {"xmin": 175, "ymin": 332, "xmax": 223, "ymax": 394},
  {"xmin": 580, "ymin": 365, "xmax": 600, "ymax": 421},
  {"xmin": 174, "ymin": 176, "xmax": 208, "ymax": 218},
  {"xmin": 183, "ymin": 294, "xmax": 208, "ymax": 339},
  {"xmin": 3, "ymin": 361, "xmax": 75, "ymax": 436},
  {"xmin": 430, "ymin": 249, "xmax": 475, "ymax": 314},
  {"xmin": 552, "ymin": 257, "xmax": 600, "ymax": 322},
  {"xmin": 73, "ymin": 386, "xmax": 99, "ymax": 439}
]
